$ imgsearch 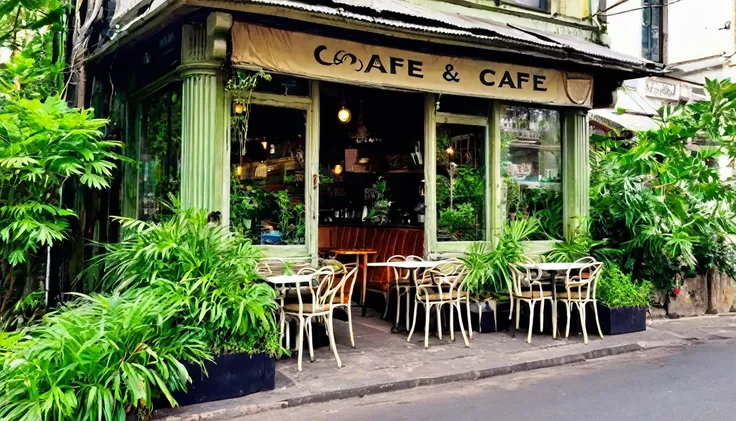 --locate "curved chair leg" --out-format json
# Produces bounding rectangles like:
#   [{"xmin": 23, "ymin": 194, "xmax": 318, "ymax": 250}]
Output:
[
  {"xmin": 327, "ymin": 311, "xmax": 342, "ymax": 367},
  {"xmin": 565, "ymin": 301, "xmax": 572, "ymax": 338},
  {"xmin": 424, "ymin": 303, "xmax": 431, "ymax": 348},
  {"xmin": 347, "ymin": 304, "xmax": 356, "ymax": 348},
  {"xmin": 435, "ymin": 305, "xmax": 443, "ymax": 340},
  {"xmin": 527, "ymin": 300, "xmax": 537, "ymax": 344},
  {"xmin": 297, "ymin": 317, "xmax": 305, "ymax": 372},
  {"xmin": 279, "ymin": 309, "xmax": 286, "ymax": 347},
  {"xmin": 455, "ymin": 302, "xmax": 470, "ymax": 347},
  {"xmin": 509, "ymin": 297, "xmax": 514, "ymax": 320},
  {"xmin": 592, "ymin": 301, "xmax": 604, "ymax": 339},
  {"xmin": 395, "ymin": 288, "xmax": 402, "ymax": 327},
  {"xmin": 539, "ymin": 299, "xmax": 545, "ymax": 333},
  {"xmin": 408, "ymin": 302, "xmax": 419, "ymax": 342},
  {"xmin": 579, "ymin": 302, "xmax": 589, "ymax": 345},
  {"xmin": 515, "ymin": 299, "xmax": 521, "ymax": 330},
  {"xmin": 490, "ymin": 300, "xmax": 497, "ymax": 332},
  {"xmin": 466, "ymin": 298, "xmax": 473, "ymax": 340},
  {"xmin": 405, "ymin": 288, "xmax": 411, "ymax": 330},
  {"xmin": 306, "ymin": 318, "xmax": 315, "ymax": 362},
  {"xmin": 449, "ymin": 302, "xmax": 455, "ymax": 342}
]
